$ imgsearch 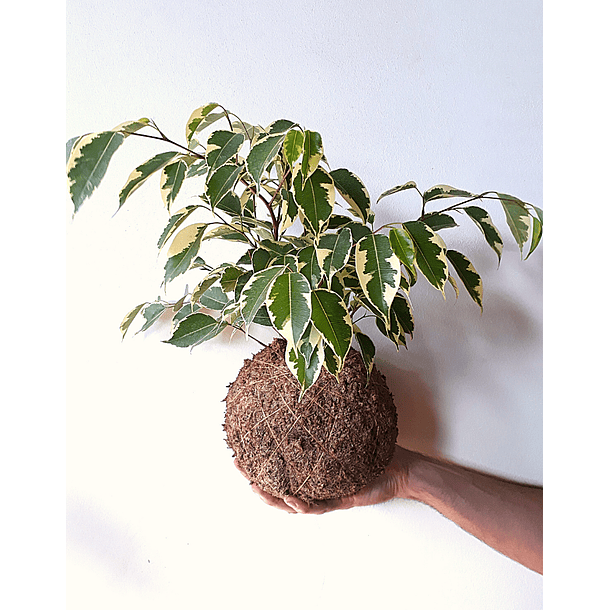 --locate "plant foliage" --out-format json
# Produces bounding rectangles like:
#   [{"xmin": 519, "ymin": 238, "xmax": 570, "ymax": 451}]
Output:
[{"xmin": 67, "ymin": 104, "xmax": 543, "ymax": 394}]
